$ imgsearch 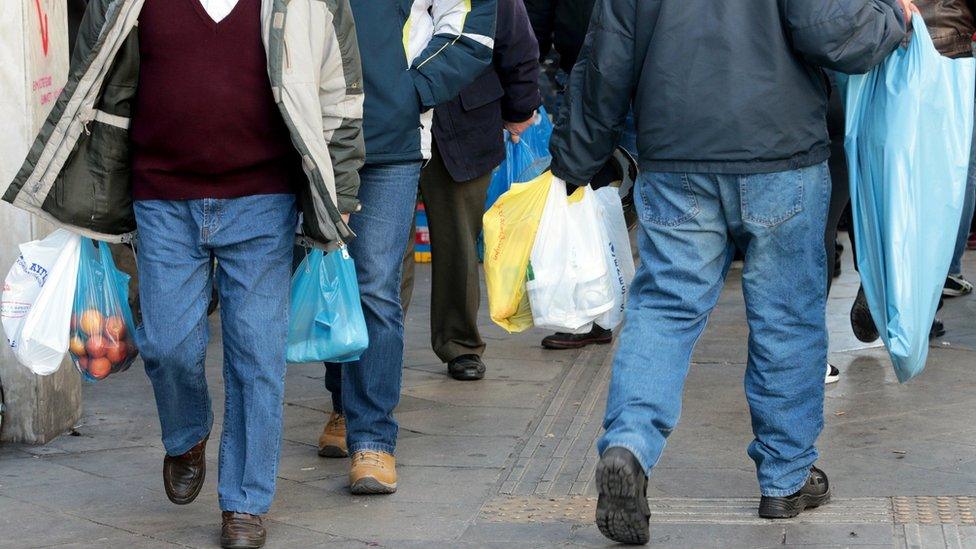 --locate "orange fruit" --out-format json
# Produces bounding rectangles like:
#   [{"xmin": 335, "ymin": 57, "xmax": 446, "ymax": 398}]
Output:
[
  {"xmin": 106, "ymin": 341, "xmax": 128, "ymax": 364},
  {"xmin": 80, "ymin": 309, "xmax": 104, "ymax": 336},
  {"xmin": 105, "ymin": 316, "xmax": 126, "ymax": 340},
  {"xmin": 86, "ymin": 335, "xmax": 107, "ymax": 358},
  {"xmin": 69, "ymin": 336, "xmax": 86, "ymax": 357},
  {"xmin": 88, "ymin": 358, "xmax": 111, "ymax": 379}
]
